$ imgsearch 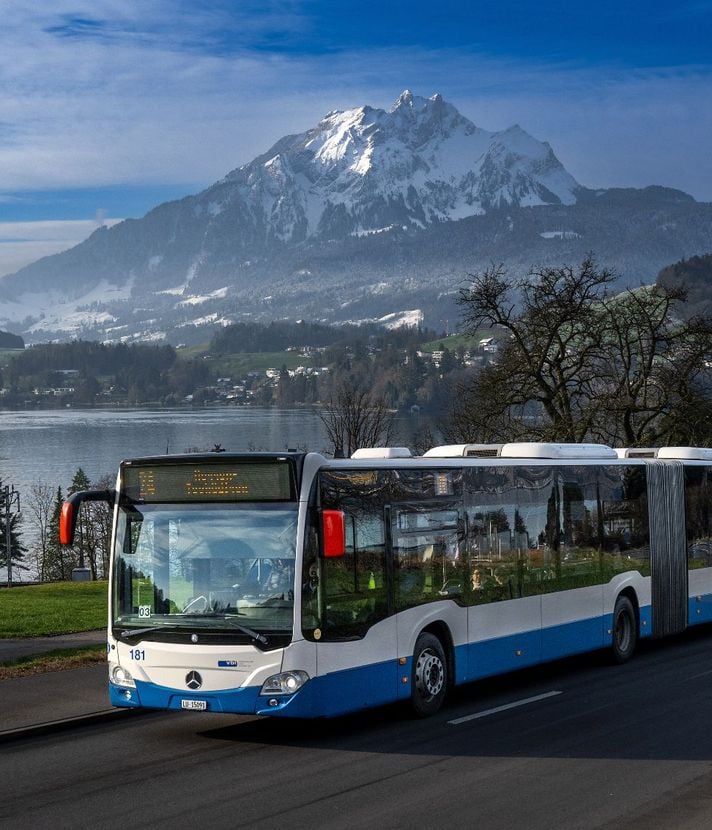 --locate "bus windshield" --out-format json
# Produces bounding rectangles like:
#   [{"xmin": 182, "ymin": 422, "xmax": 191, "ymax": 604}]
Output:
[{"xmin": 112, "ymin": 502, "xmax": 298, "ymax": 641}]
